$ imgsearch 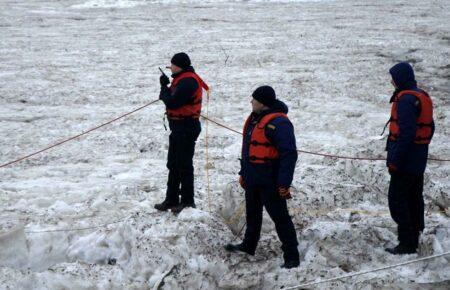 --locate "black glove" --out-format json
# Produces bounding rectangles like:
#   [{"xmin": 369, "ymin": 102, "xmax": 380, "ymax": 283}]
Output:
[{"xmin": 160, "ymin": 74, "xmax": 170, "ymax": 87}]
